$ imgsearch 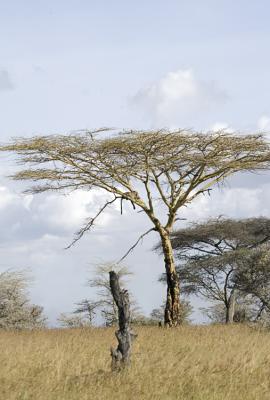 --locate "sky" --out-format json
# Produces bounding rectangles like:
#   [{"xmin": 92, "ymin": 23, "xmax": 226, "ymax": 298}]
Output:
[{"xmin": 1, "ymin": 1, "xmax": 270, "ymax": 325}]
